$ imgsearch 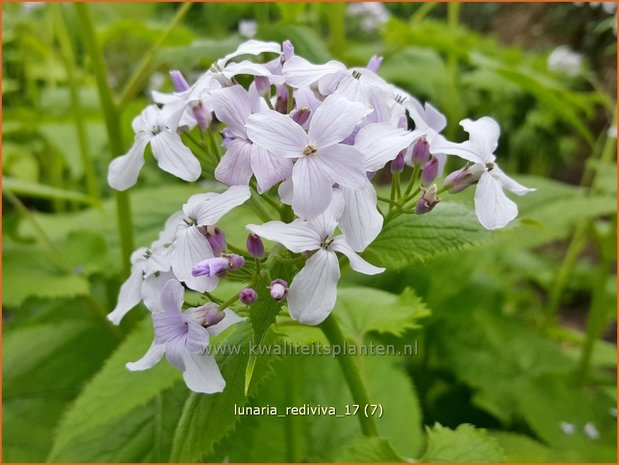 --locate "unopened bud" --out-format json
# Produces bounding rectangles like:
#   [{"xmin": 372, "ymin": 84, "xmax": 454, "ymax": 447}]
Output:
[
  {"xmin": 421, "ymin": 157, "xmax": 439, "ymax": 186},
  {"xmin": 444, "ymin": 164, "xmax": 484, "ymax": 193},
  {"xmin": 391, "ymin": 150, "xmax": 405, "ymax": 173},
  {"xmin": 269, "ymin": 278, "xmax": 288, "ymax": 301},
  {"xmin": 291, "ymin": 107, "xmax": 311, "ymax": 126},
  {"xmin": 366, "ymin": 55, "xmax": 383, "ymax": 73},
  {"xmin": 192, "ymin": 257, "xmax": 229, "ymax": 277},
  {"xmin": 169, "ymin": 70, "xmax": 190, "ymax": 92},
  {"xmin": 190, "ymin": 100, "xmax": 210, "ymax": 130},
  {"xmin": 194, "ymin": 303, "xmax": 226, "ymax": 327},
  {"xmin": 411, "ymin": 137, "xmax": 430, "ymax": 167},
  {"xmin": 226, "ymin": 253, "xmax": 245, "ymax": 271},
  {"xmin": 275, "ymin": 85, "xmax": 288, "ymax": 113},
  {"xmin": 246, "ymin": 233, "xmax": 265, "ymax": 258},
  {"xmin": 283, "ymin": 40, "xmax": 295, "ymax": 61},
  {"xmin": 415, "ymin": 184, "xmax": 440, "ymax": 215},
  {"xmin": 239, "ymin": 287, "xmax": 258, "ymax": 305},
  {"xmin": 199, "ymin": 225, "xmax": 227, "ymax": 256}
]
